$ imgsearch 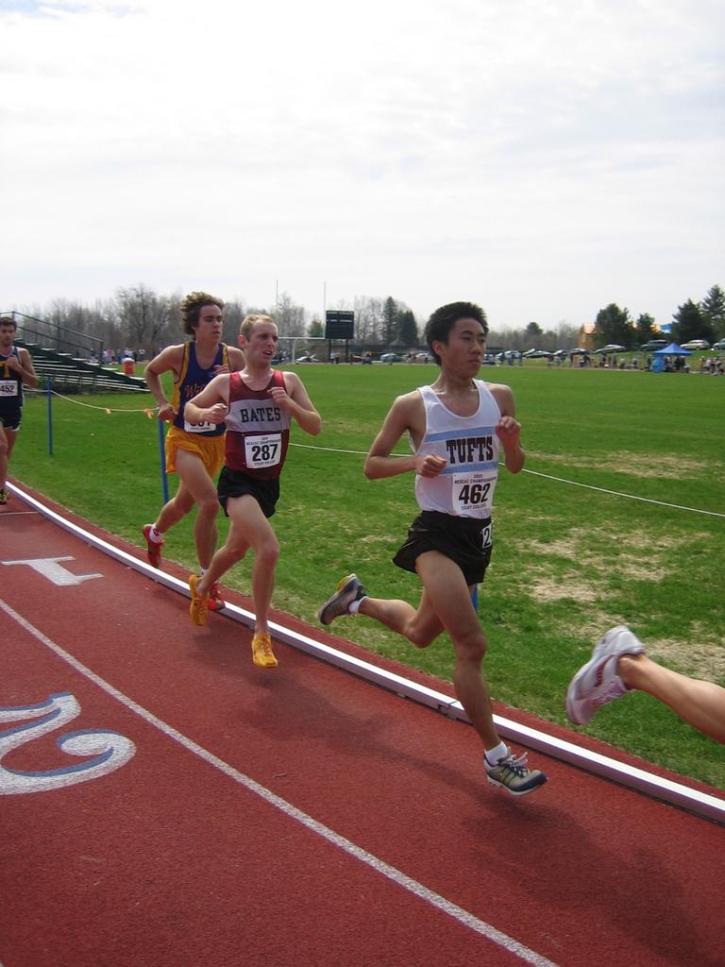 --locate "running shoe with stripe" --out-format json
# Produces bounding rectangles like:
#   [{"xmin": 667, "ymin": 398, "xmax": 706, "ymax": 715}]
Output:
[
  {"xmin": 142, "ymin": 524, "xmax": 164, "ymax": 568},
  {"xmin": 188, "ymin": 574, "xmax": 209, "ymax": 626},
  {"xmin": 484, "ymin": 751, "xmax": 547, "ymax": 797},
  {"xmin": 565, "ymin": 625, "xmax": 645, "ymax": 725},
  {"xmin": 251, "ymin": 633, "xmax": 278, "ymax": 668},
  {"xmin": 318, "ymin": 573, "xmax": 367, "ymax": 625}
]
